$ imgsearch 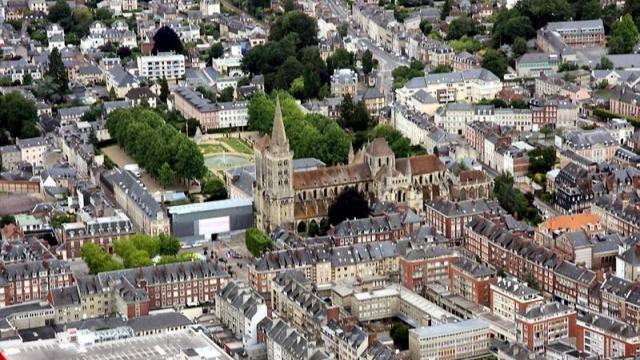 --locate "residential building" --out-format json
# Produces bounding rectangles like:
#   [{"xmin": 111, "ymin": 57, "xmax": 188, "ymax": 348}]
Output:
[
  {"xmin": 398, "ymin": 243, "xmax": 459, "ymax": 292},
  {"xmin": 102, "ymin": 168, "xmax": 170, "ymax": 235},
  {"xmin": 409, "ymin": 318, "xmax": 491, "ymax": 360},
  {"xmin": 436, "ymin": 103, "xmax": 533, "ymax": 135},
  {"xmin": 215, "ymin": 281, "xmax": 267, "ymax": 346},
  {"xmin": 331, "ymin": 69, "xmax": 358, "ymax": 97},
  {"xmin": 535, "ymin": 74, "xmax": 591, "ymax": 103},
  {"xmin": 553, "ymin": 261, "xmax": 597, "ymax": 311},
  {"xmin": 0, "ymin": 260, "xmax": 74, "ymax": 307},
  {"xmin": 392, "ymin": 104, "xmax": 431, "ymax": 145},
  {"xmin": 516, "ymin": 302, "xmax": 577, "ymax": 353},
  {"xmin": 106, "ymin": 65, "xmax": 140, "ymax": 98},
  {"xmin": 576, "ymin": 313, "xmax": 640, "ymax": 358},
  {"xmin": 137, "ymin": 53, "xmax": 185, "ymax": 80},
  {"xmin": 424, "ymin": 198, "xmax": 504, "ymax": 240},
  {"xmin": 16, "ymin": 136, "xmax": 48, "ymax": 168},
  {"xmin": 266, "ymin": 319, "xmax": 312, "ymax": 360},
  {"xmin": 60, "ymin": 211, "xmax": 134, "ymax": 259},
  {"xmin": 490, "ymin": 278, "xmax": 544, "ymax": 322},
  {"xmin": 172, "ymin": 87, "xmax": 248, "ymax": 130},
  {"xmin": 396, "ymin": 69, "xmax": 502, "ymax": 105},
  {"xmin": 592, "ymin": 191, "xmax": 640, "ymax": 237},
  {"xmin": 558, "ymin": 129, "xmax": 618, "ymax": 163},
  {"xmin": 449, "ymin": 256, "xmax": 496, "ymax": 306},
  {"xmin": 536, "ymin": 20, "xmax": 605, "ymax": 51}
]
